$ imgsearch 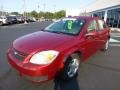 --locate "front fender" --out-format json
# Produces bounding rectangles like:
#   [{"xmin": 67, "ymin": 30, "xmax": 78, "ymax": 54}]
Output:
[{"xmin": 62, "ymin": 46, "xmax": 85, "ymax": 63}]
